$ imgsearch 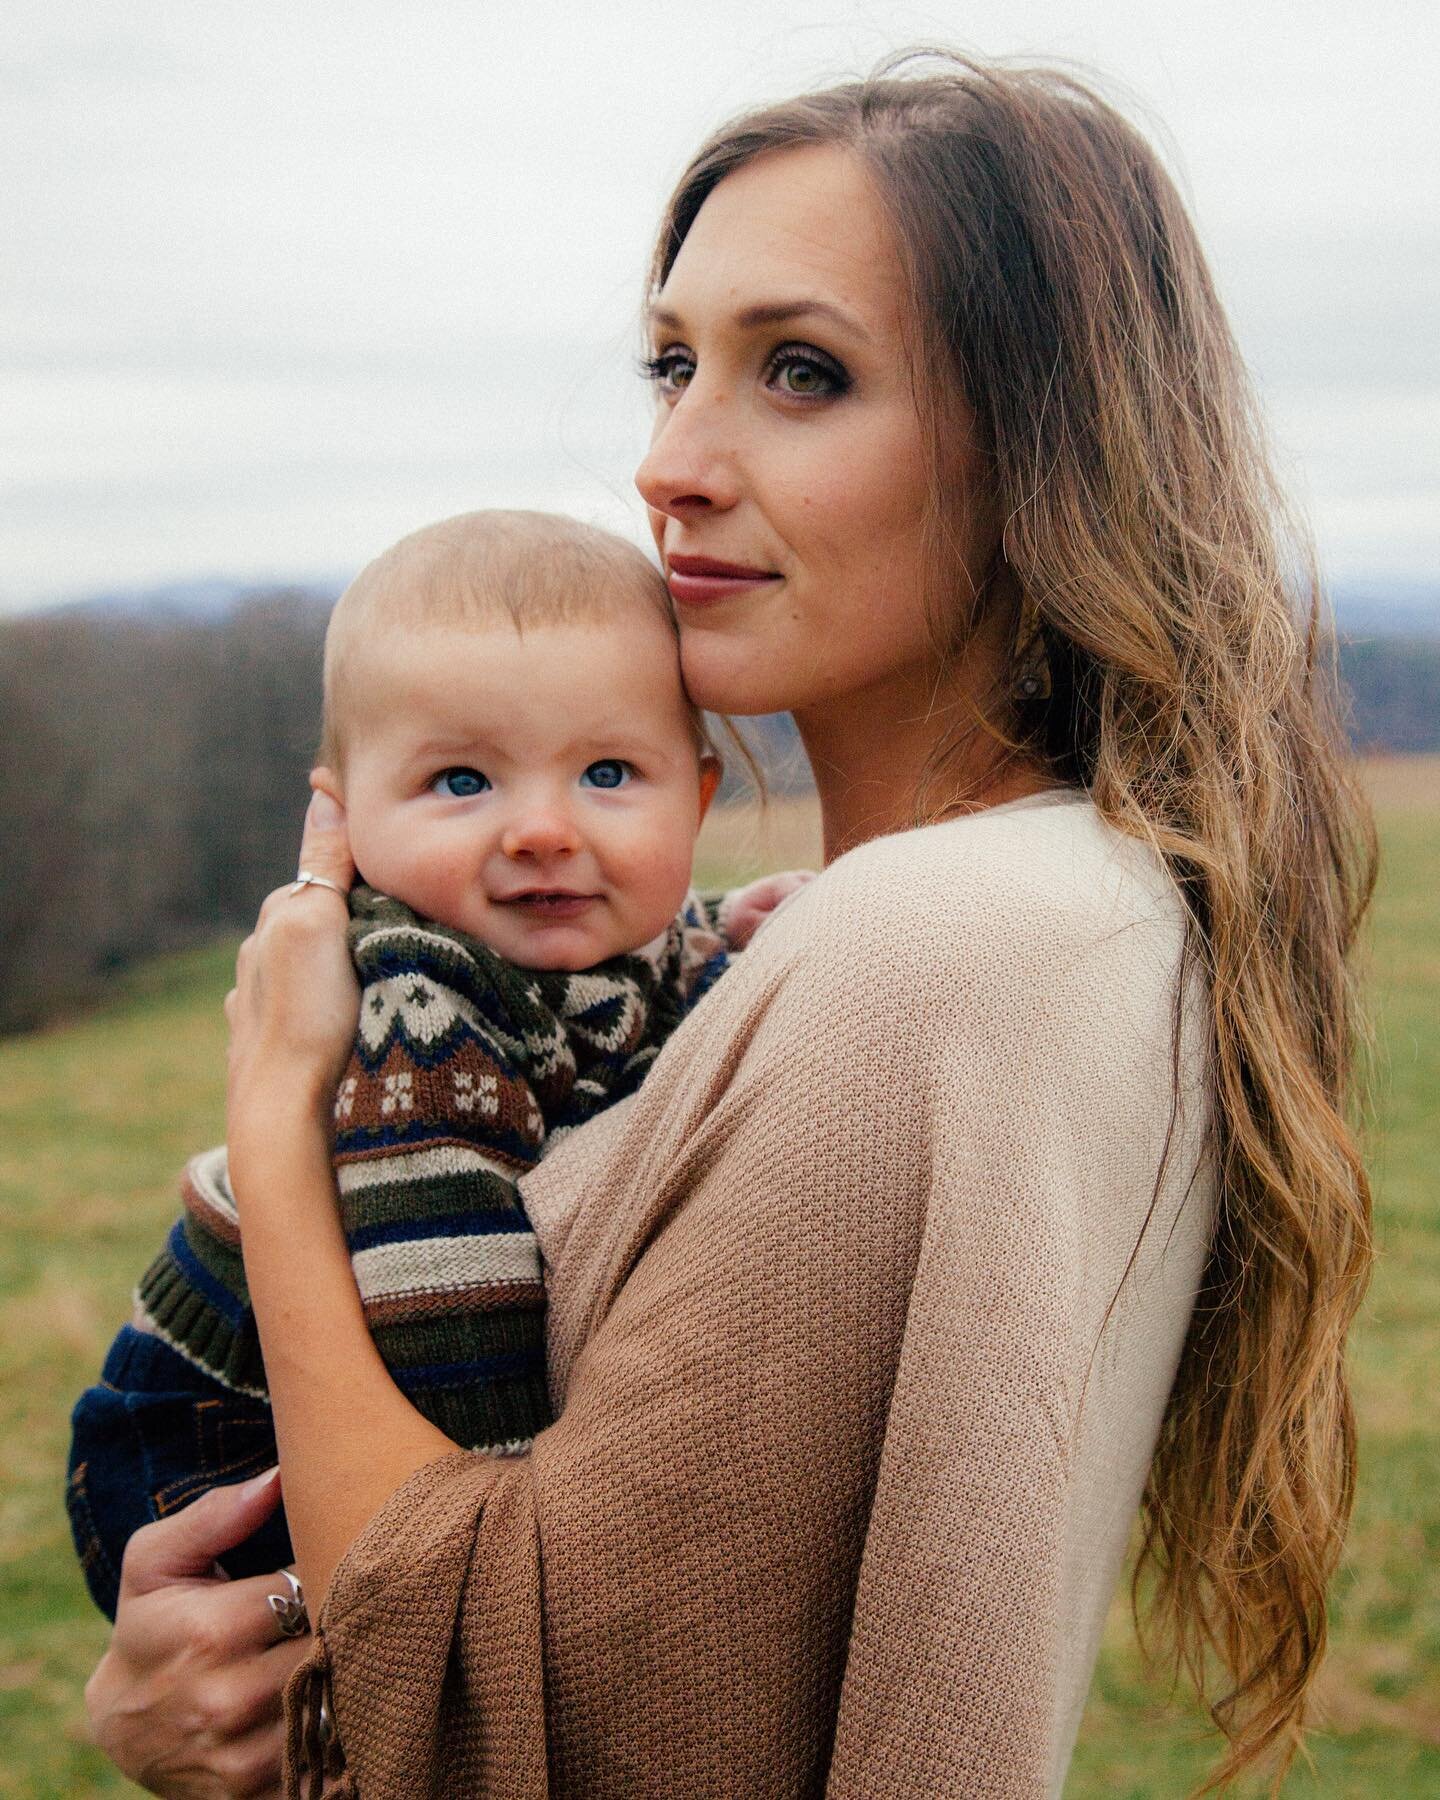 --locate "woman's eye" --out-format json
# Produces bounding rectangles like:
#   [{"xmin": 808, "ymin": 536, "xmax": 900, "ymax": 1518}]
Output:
[
  {"xmin": 580, "ymin": 759, "xmax": 631, "ymax": 791},
  {"xmin": 433, "ymin": 766, "xmax": 489, "ymax": 798},
  {"xmin": 766, "ymin": 345, "xmax": 850, "ymax": 400},
  {"xmin": 640, "ymin": 347, "xmax": 695, "ymax": 397}
]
